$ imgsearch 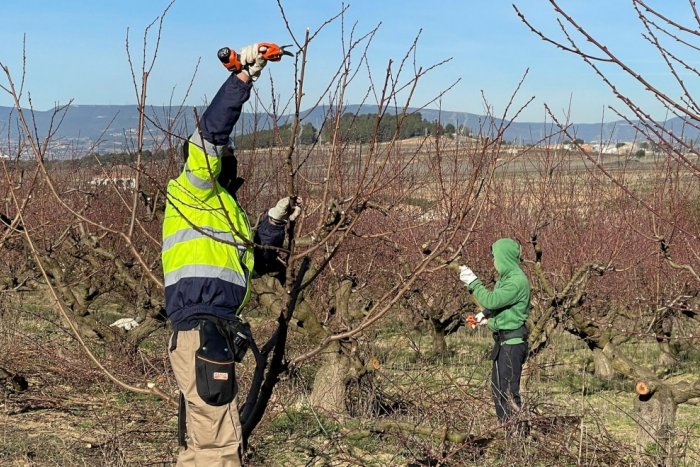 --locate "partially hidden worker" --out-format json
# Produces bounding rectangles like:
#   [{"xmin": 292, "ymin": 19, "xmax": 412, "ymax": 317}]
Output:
[
  {"xmin": 457, "ymin": 238, "xmax": 531, "ymax": 422},
  {"xmin": 161, "ymin": 43, "xmax": 300, "ymax": 466}
]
